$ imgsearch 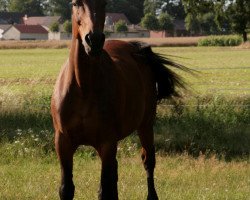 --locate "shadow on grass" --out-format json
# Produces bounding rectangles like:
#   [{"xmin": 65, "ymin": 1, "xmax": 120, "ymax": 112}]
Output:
[{"xmin": 0, "ymin": 96, "xmax": 249, "ymax": 160}]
